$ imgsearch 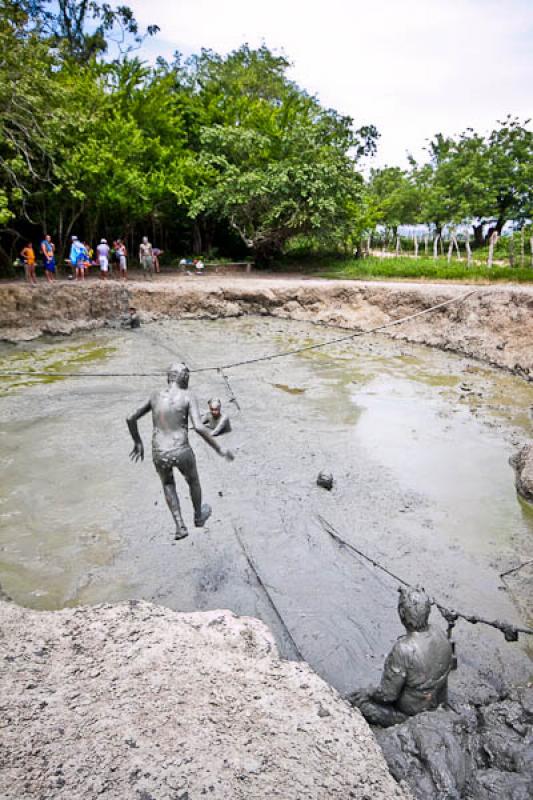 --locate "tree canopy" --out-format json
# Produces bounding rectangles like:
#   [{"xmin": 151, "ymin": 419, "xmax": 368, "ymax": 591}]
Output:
[{"xmin": 0, "ymin": 0, "xmax": 531, "ymax": 270}]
